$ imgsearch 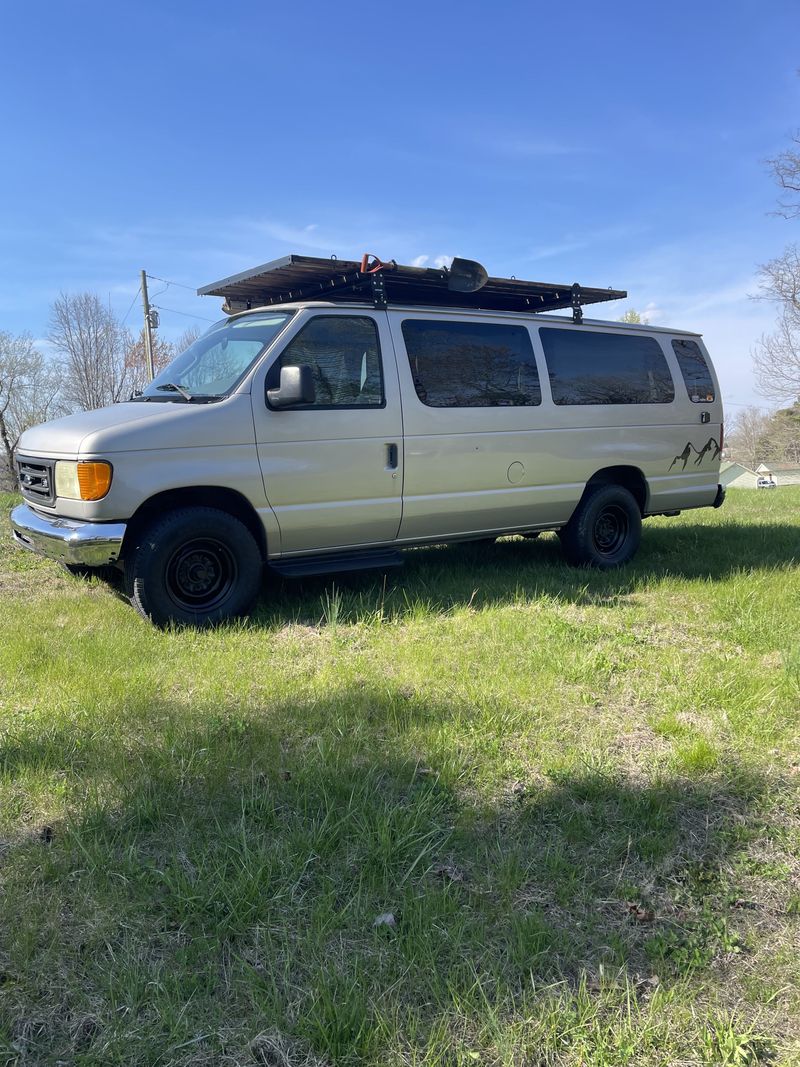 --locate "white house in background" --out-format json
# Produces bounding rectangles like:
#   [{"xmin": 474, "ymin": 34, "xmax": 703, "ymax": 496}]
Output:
[
  {"xmin": 756, "ymin": 462, "xmax": 800, "ymax": 486},
  {"xmin": 720, "ymin": 461, "xmax": 759, "ymax": 489}
]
